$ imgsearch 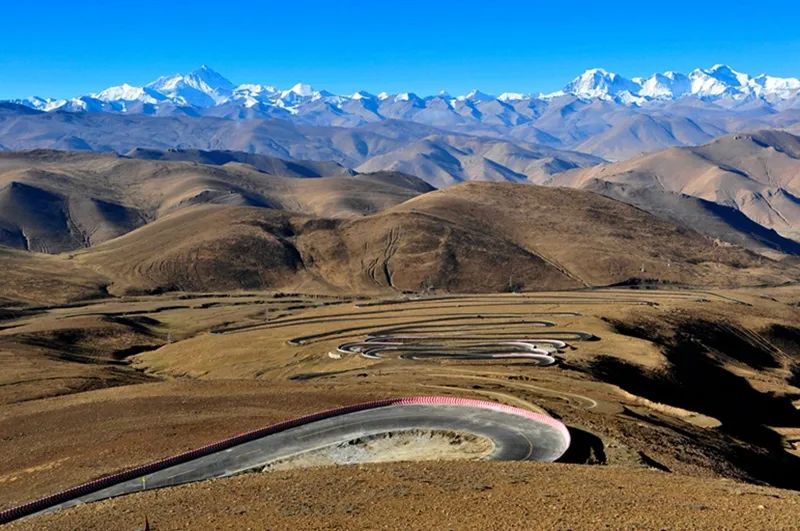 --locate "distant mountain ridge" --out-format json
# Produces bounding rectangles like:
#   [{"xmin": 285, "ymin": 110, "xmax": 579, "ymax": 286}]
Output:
[
  {"xmin": 8, "ymin": 65, "xmax": 800, "ymax": 162},
  {"xmin": 552, "ymin": 65, "xmax": 800, "ymax": 104},
  {"xmin": 0, "ymin": 109, "xmax": 603, "ymax": 185},
  {"xmin": 10, "ymin": 64, "xmax": 800, "ymax": 117}
]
